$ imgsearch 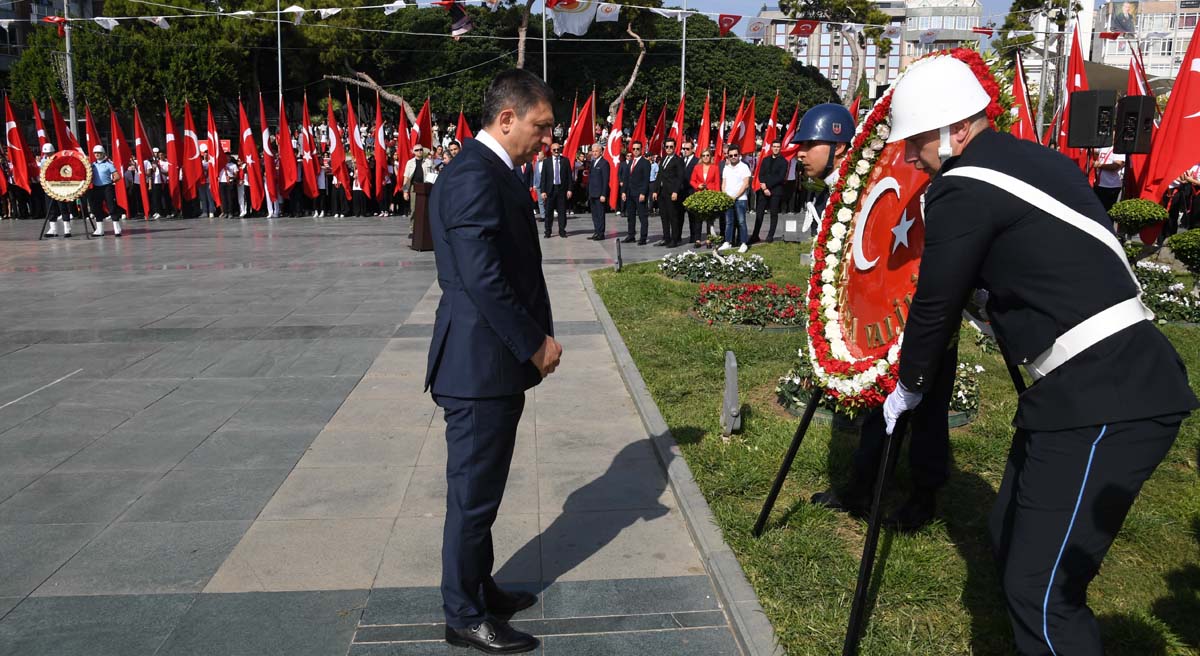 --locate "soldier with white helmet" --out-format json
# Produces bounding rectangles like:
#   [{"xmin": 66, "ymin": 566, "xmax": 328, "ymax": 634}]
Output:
[
  {"xmin": 881, "ymin": 55, "xmax": 1197, "ymax": 654},
  {"xmin": 89, "ymin": 144, "xmax": 122, "ymax": 237}
]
